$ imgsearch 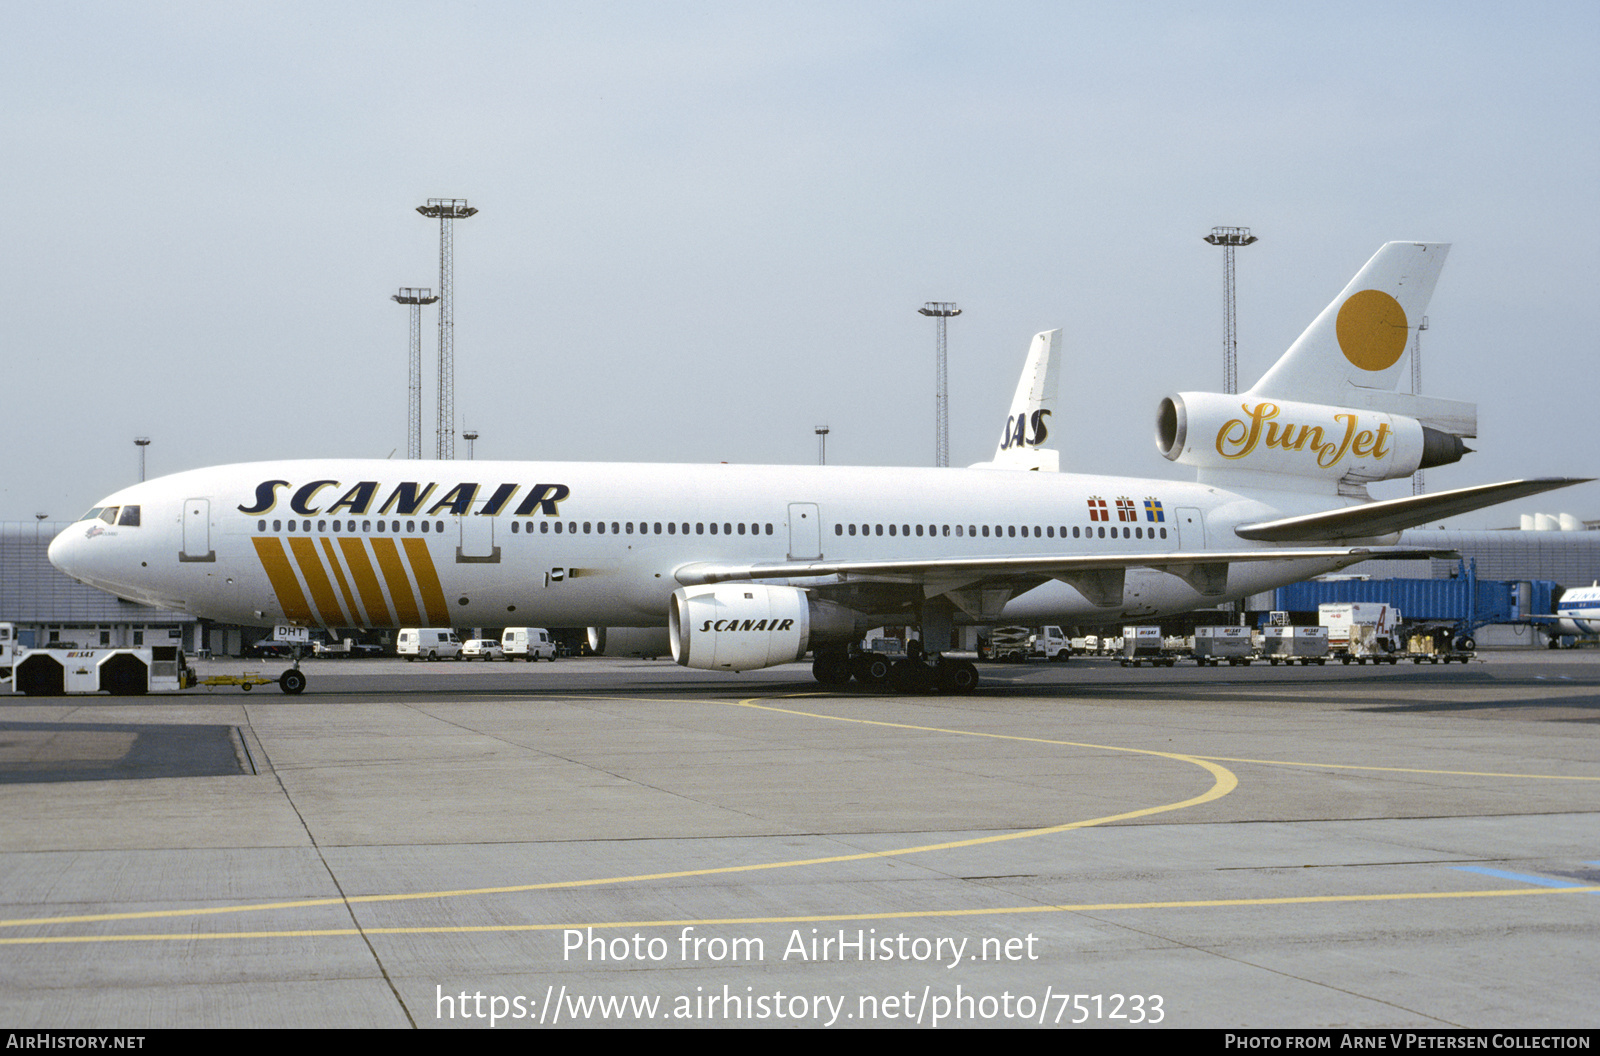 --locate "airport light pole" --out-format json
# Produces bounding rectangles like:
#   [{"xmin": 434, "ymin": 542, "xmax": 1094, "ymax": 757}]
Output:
[
  {"xmin": 417, "ymin": 198, "xmax": 478, "ymax": 460},
  {"xmin": 462, "ymin": 429, "xmax": 479, "ymax": 460},
  {"xmin": 1204, "ymin": 227, "xmax": 1258, "ymax": 394},
  {"xmin": 134, "ymin": 437, "xmax": 150, "ymax": 482},
  {"xmin": 918, "ymin": 302, "xmax": 961, "ymax": 467},
  {"xmin": 392, "ymin": 288, "xmax": 439, "ymax": 460},
  {"xmin": 815, "ymin": 424, "xmax": 829, "ymax": 465}
]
